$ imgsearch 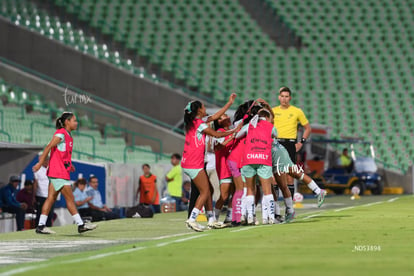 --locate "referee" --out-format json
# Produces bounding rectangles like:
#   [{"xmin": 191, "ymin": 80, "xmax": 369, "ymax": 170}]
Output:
[{"xmin": 272, "ymin": 86, "xmax": 311, "ymax": 198}]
